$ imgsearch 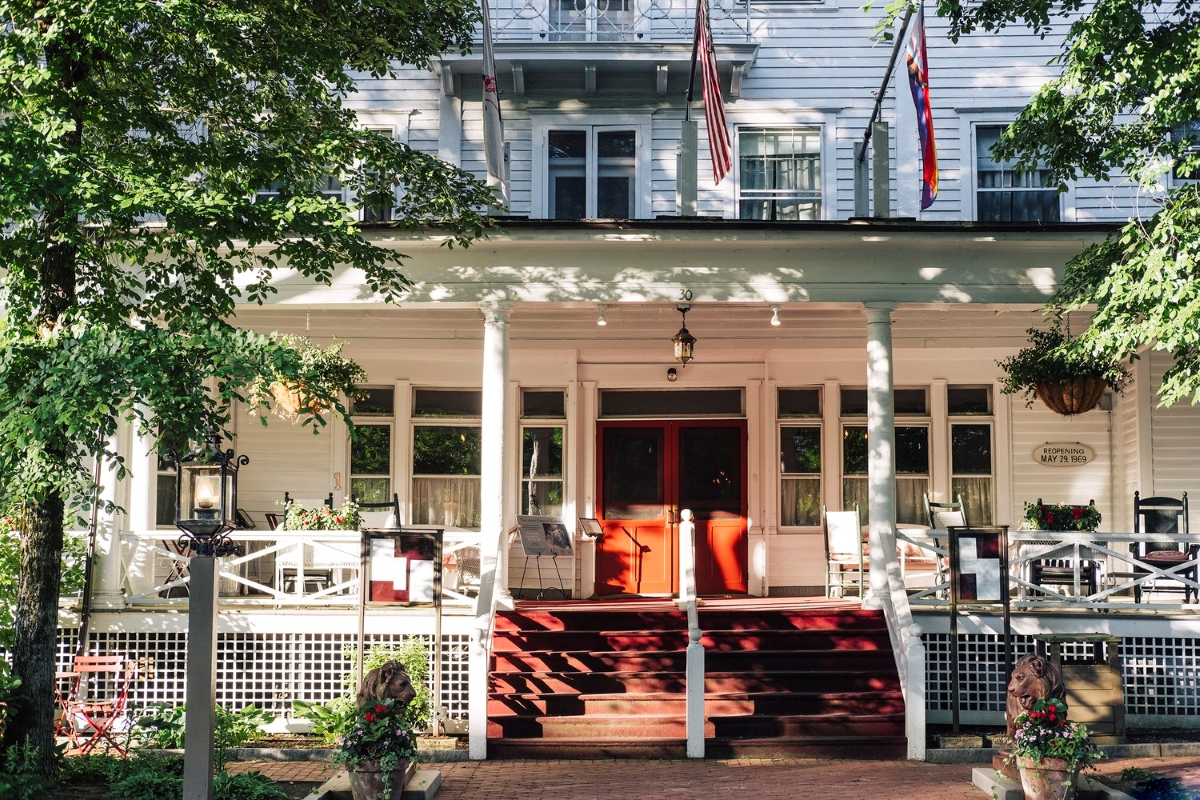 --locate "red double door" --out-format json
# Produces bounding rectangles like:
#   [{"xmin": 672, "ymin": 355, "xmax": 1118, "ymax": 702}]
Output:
[{"xmin": 595, "ymin": 420, "xmax": 748, "ymax": 596}]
